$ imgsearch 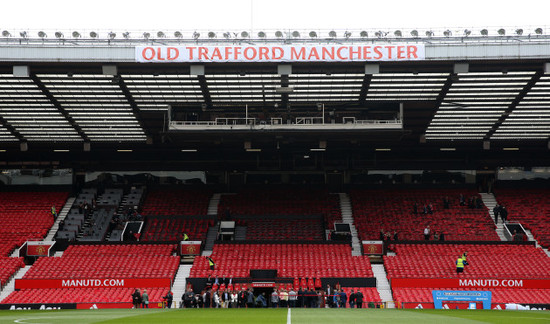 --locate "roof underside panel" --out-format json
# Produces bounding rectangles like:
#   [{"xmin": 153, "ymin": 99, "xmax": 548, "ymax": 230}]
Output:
[{"xmin": 367, "ymin": 73, "xmax": 447, "ymax": 101}]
